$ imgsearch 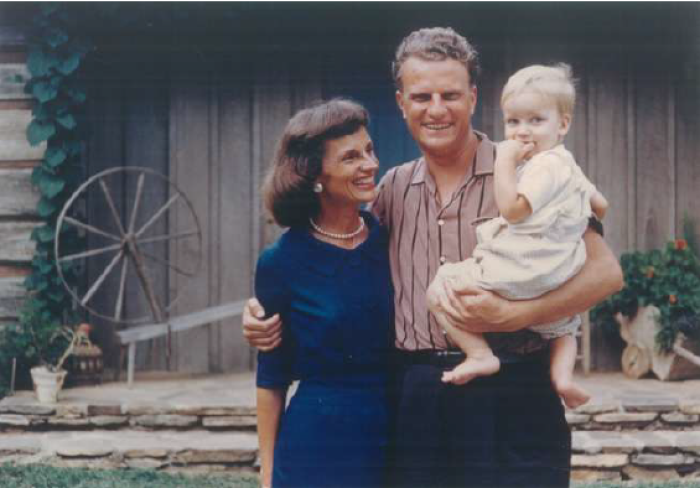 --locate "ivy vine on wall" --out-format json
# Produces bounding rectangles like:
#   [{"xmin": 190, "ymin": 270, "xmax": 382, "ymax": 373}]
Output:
[
  {"xmin": 0, "ymin": 5, "xmax": 93, "ymax": 390},
  {"xmin": 24, "ymin": 3, "xmax": 92, "ymax": 321}
]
